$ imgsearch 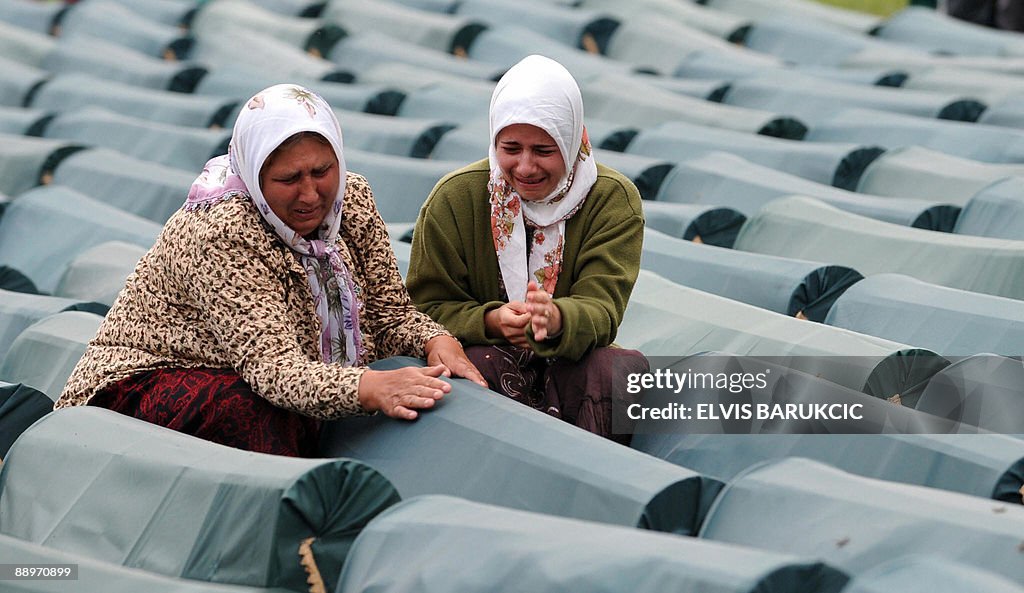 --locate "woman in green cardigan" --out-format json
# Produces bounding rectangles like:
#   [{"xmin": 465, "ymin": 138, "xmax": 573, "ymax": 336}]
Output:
[{"xmin": 407, "ymin": 55, "xmax": 648, "ymax": 441}]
